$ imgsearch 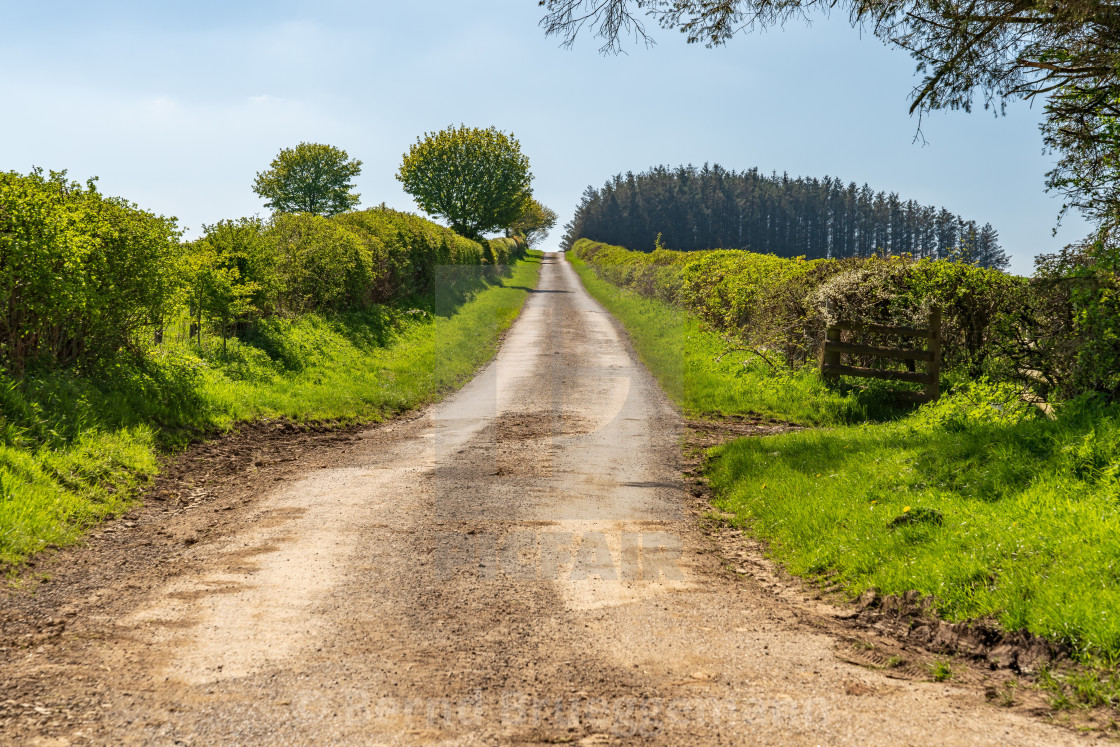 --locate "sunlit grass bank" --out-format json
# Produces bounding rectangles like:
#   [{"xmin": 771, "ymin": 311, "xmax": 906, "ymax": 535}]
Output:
[
  {"xmin": 709, "ymin": 394, "xmax": 1120, "ymax": 659},
  {"xmin": 0, "ymin": 253, "xmax": 542, "ymax": 567},
  {"xmin": 570, "ymin": 249, "xmax": 1120, "ymax": 670}
]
